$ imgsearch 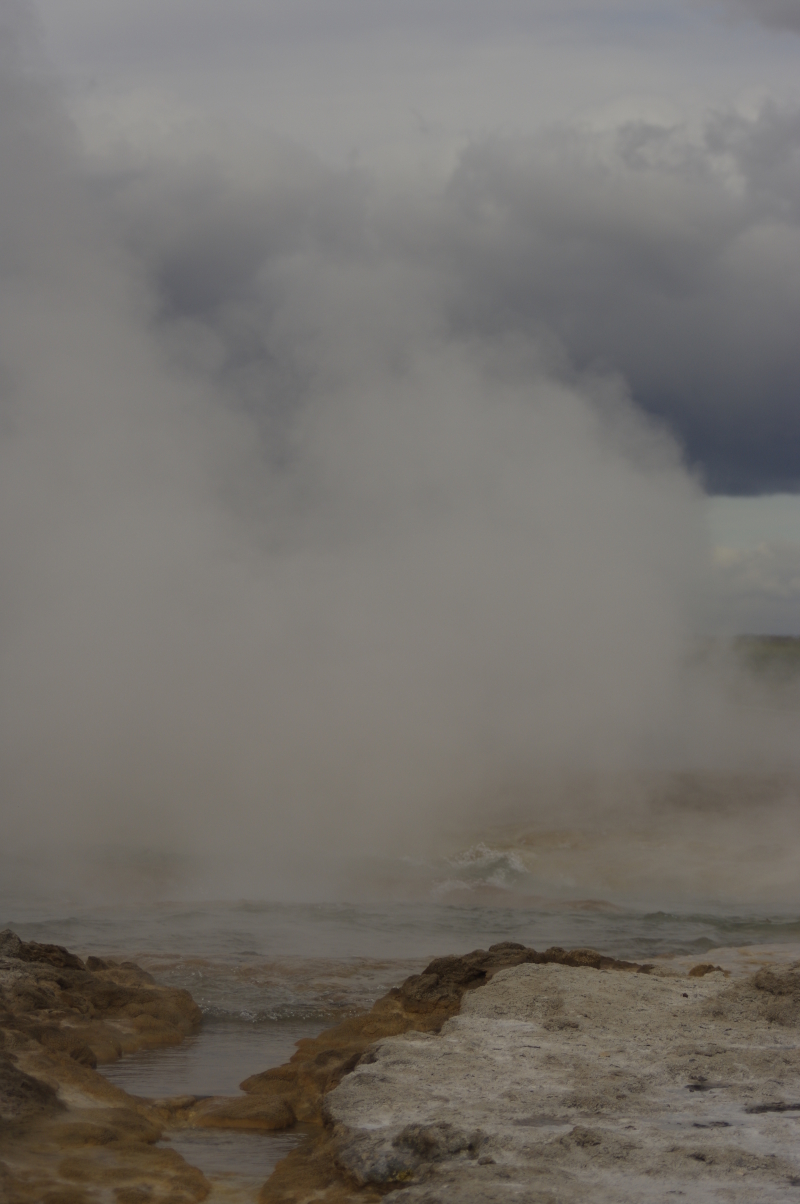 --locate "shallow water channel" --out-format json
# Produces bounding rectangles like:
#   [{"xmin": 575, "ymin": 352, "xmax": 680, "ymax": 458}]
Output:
[{"xmin": 101, "ymin": 1018, "xmax": 323, "ymax": 1200}]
